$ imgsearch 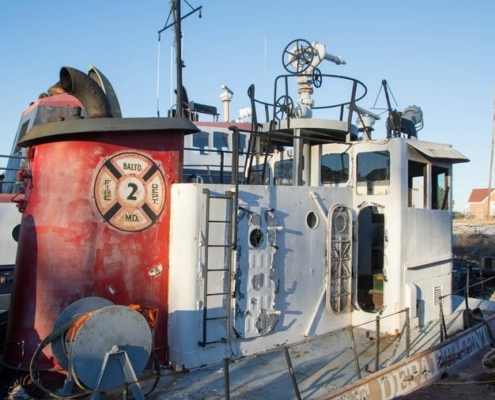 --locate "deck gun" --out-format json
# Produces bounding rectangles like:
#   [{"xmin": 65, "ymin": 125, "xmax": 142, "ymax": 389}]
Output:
[{"xmin": 282, "ymin": 39, "xmax": 346, "ymax": 118}]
